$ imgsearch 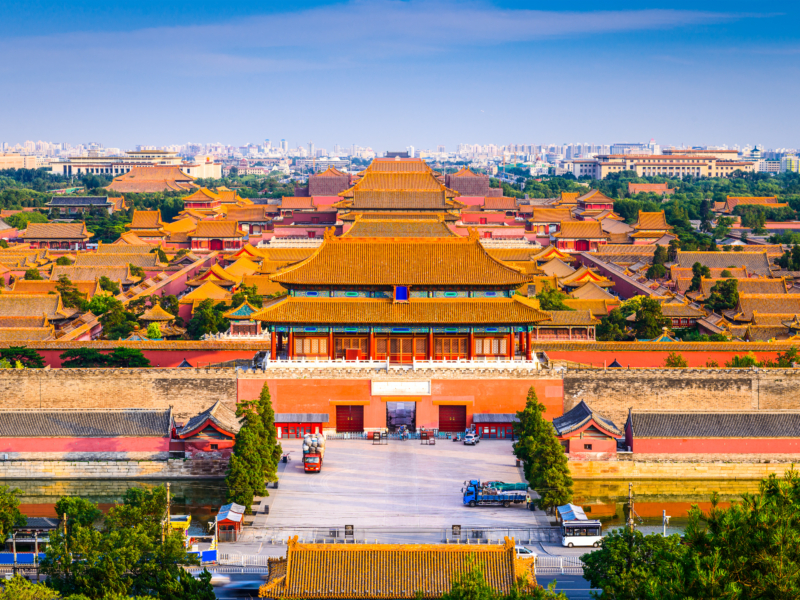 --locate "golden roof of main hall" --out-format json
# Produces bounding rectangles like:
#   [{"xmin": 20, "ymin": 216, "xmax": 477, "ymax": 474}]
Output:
[
  {"xmin": 178, "ymin": 281, "xmax": 232, "ymax": 304},
  {"xmin": 260, "ymin": 536, "xmax": 532, "ymax": 600},
  {"xmin": 127, "ymin": 210, "xmax": 165, "ymax": 230},
  {"xmin": 632, "ymin": 210, "xmax": 673, "ymax": 231},
  {"xmin": 342, "ymin": 215, "xmax": 456, "ymax": 238},
  {"xmin": 139, "ymin": 304, "xmax": 176, "ymax": 322},
  {"xmin": 252, "ymin": 296, "xmax": 550, "ymax": 325},
  {"xmin": 270, "ymin": 230, "xmax": 532, "ymax": 287}
]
